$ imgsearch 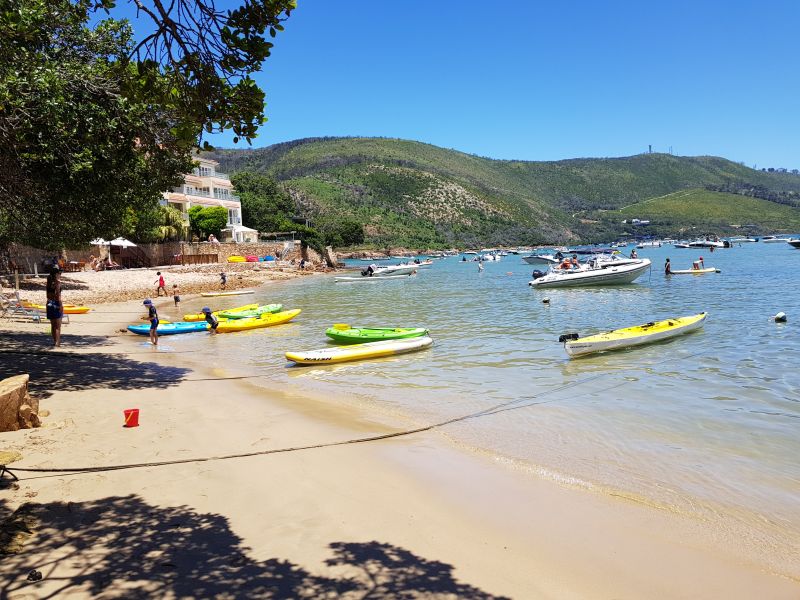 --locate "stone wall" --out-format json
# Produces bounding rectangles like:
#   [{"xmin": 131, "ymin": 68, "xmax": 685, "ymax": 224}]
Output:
[
  {"xmin": 5, "ymin": 243, "xmax": 95, "ymax": 275},
  {"xmin": 0, "ymin": 374, "xmax": 41, "ymax": 432},
  {"xmin": 179, "ymin": 241, "xmax": 323, "ymax": 266}
]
